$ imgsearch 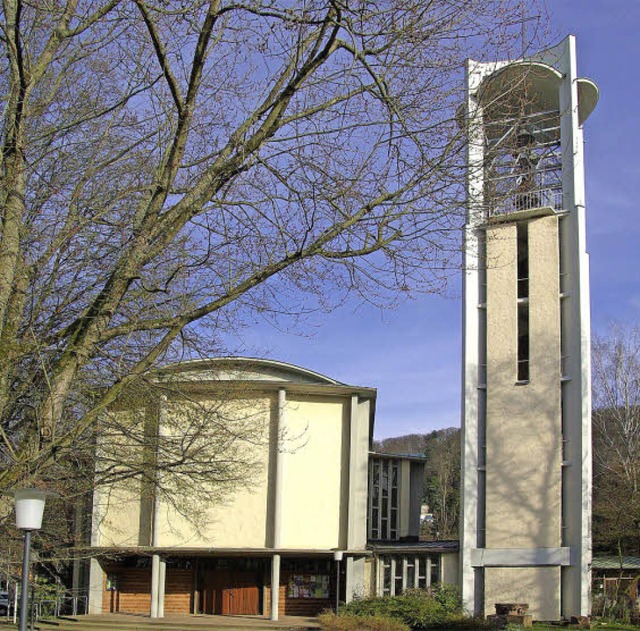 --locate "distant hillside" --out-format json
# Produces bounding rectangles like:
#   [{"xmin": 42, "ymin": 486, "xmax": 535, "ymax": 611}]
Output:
[
  {"xmin": 373, "ymin": 428, "xmax": 461, "ymax": 541},
  {"xmin": 372, "ymin": 427, "xmax": 459, "ymax": 455}
]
